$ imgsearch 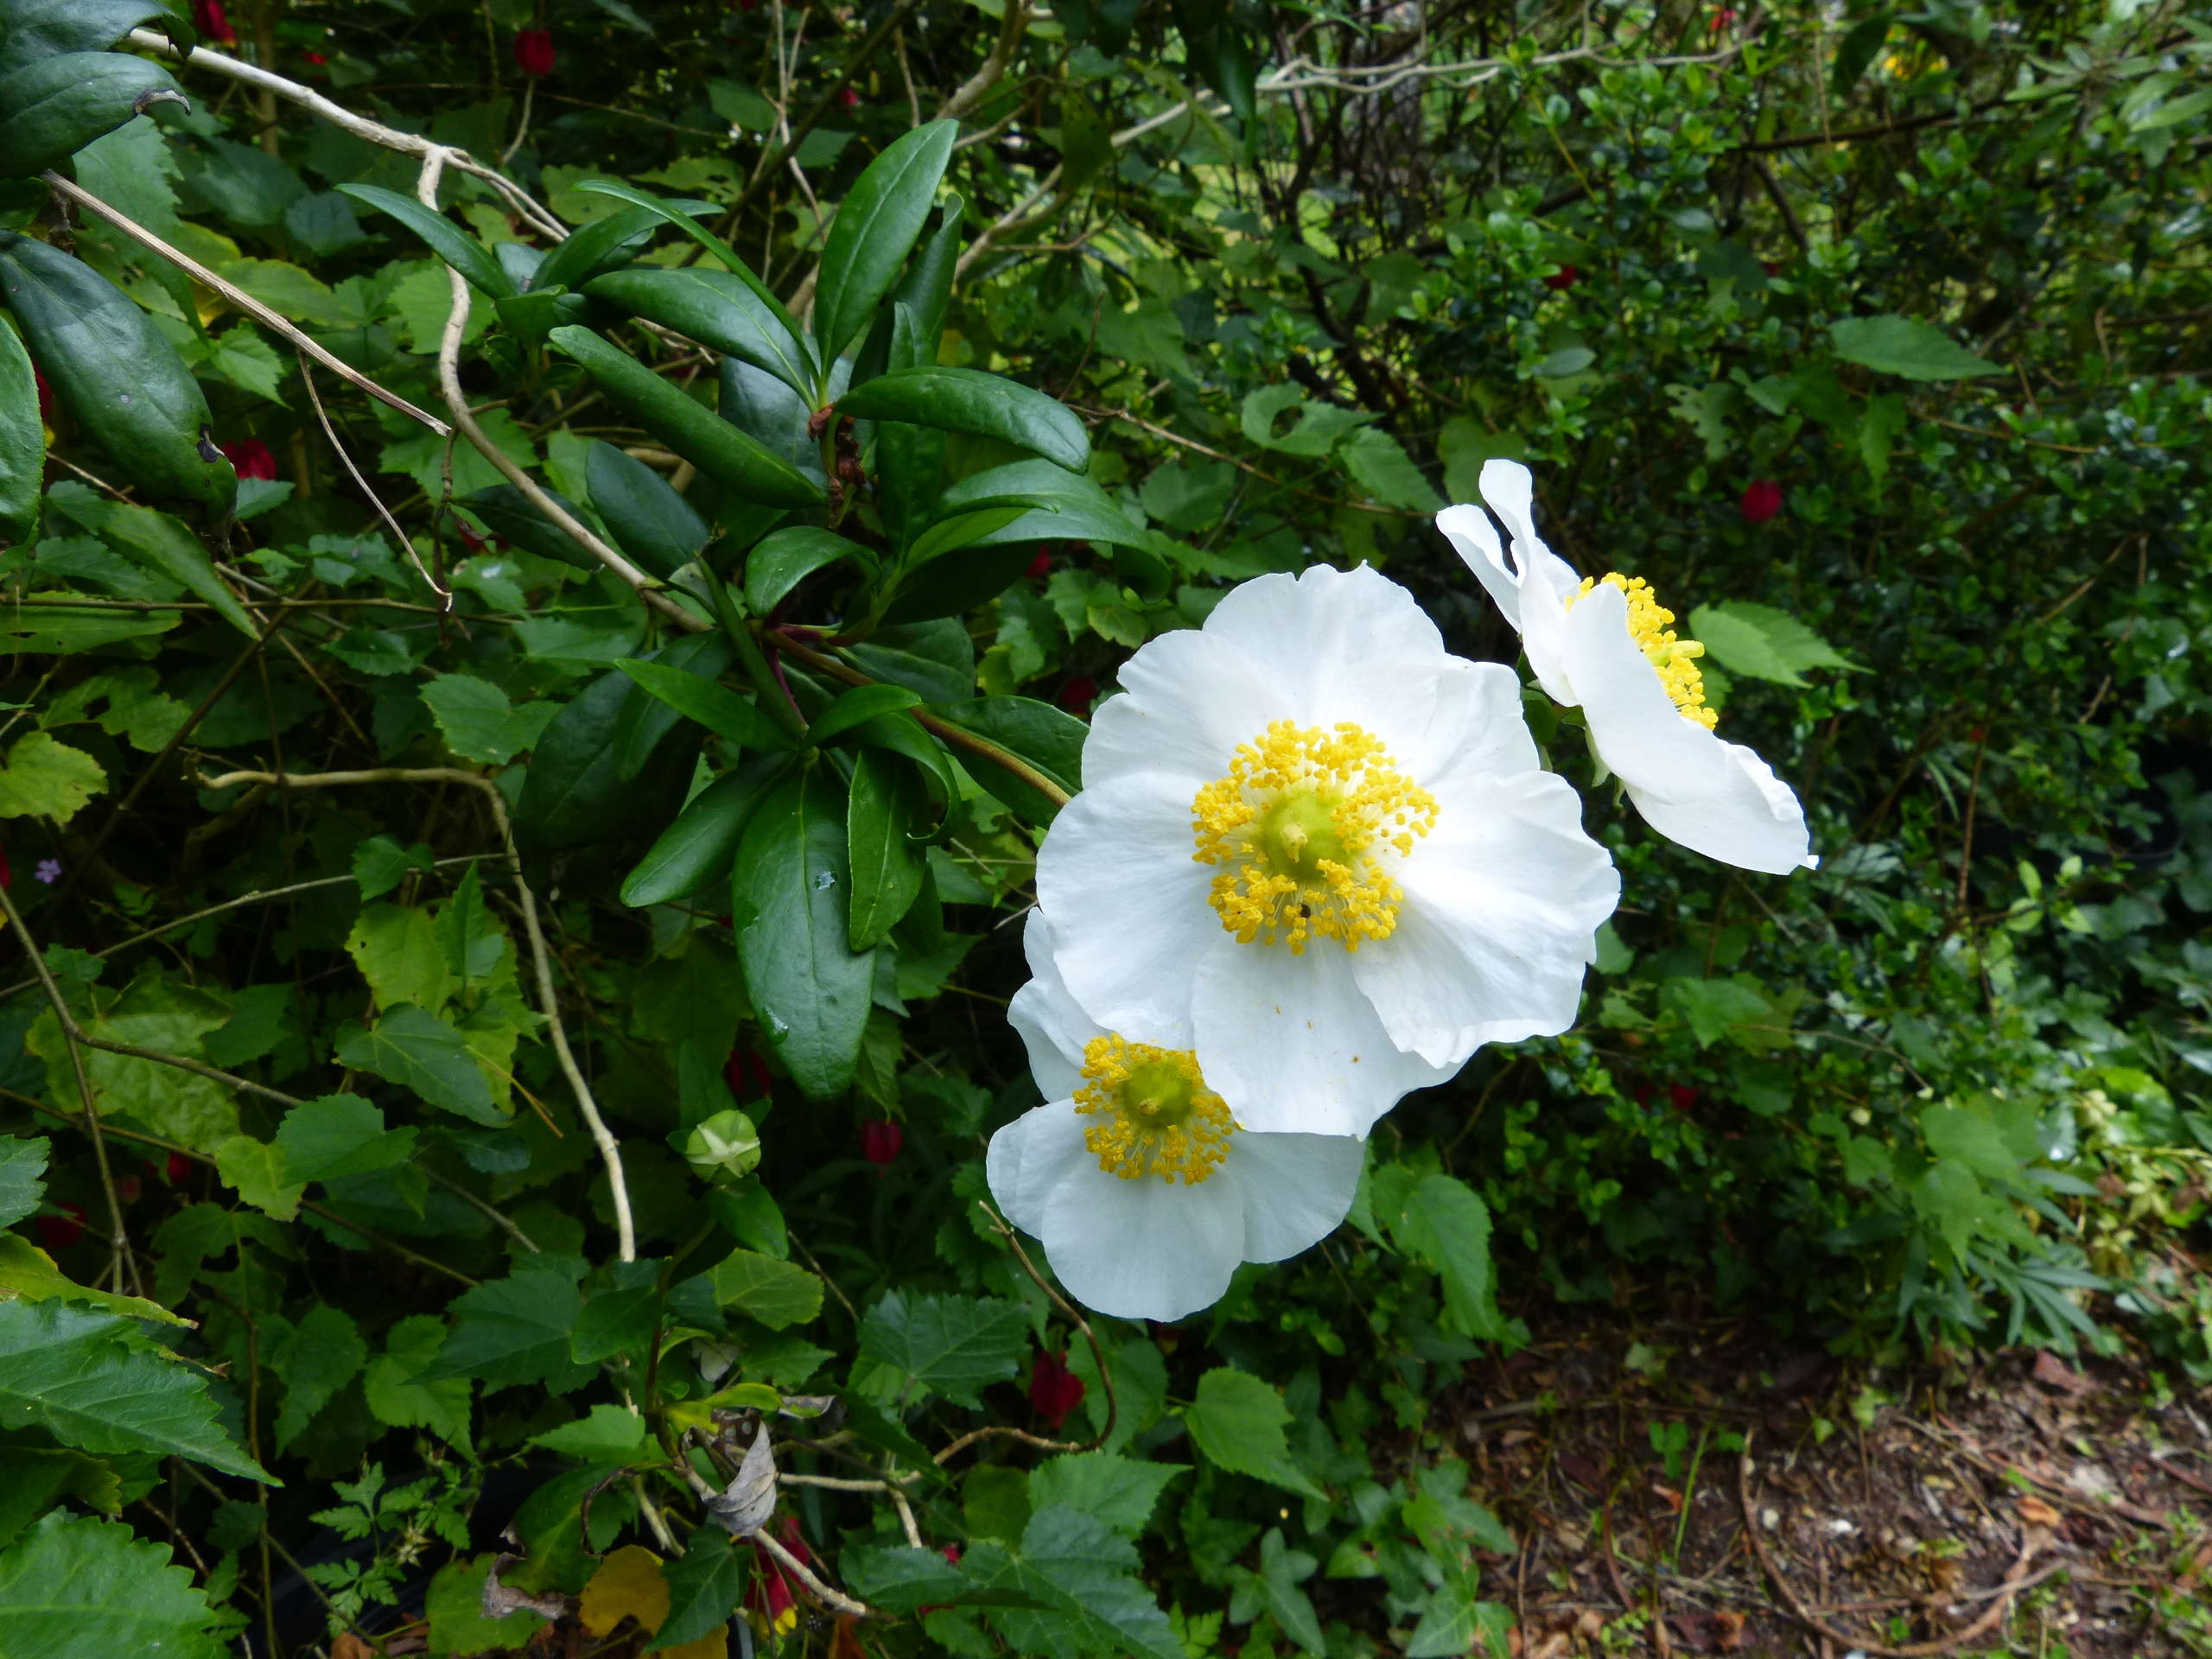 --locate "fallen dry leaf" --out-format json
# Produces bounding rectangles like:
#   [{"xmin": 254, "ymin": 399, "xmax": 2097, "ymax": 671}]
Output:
[
  {"xmin": 2031, "ymin": 1351, "xmax": 2095, "ymax": 1396},
  {"xmin": 2017, "ymin": 1494, "xmax": 2063, "ymax": 1529}
]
